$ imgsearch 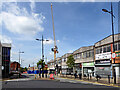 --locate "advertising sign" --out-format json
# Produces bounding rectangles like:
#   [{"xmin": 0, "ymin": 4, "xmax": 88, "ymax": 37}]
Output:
[
  {"xmin": 82, "ymin": 62, "xmax": 94, "ymax": 66},
  {"xmin": 95, "ymin": 59, "xmax": 111, "ymax": 65},
  {"xmin": 95, "ymin": 52, "xmax": 111, "ymax": 60}
]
